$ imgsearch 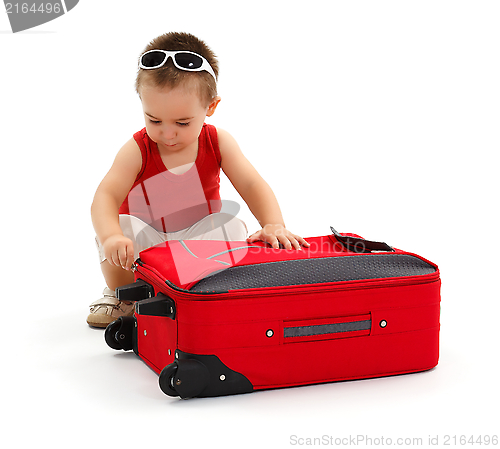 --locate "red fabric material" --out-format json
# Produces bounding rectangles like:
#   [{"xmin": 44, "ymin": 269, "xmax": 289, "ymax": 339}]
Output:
[
  {"xmin": 133, "ymin": 233, "xmax": 441, "ymax": 391},
  {"xmin": 170, "ymin": 278, "xmax": 440, "ymax": 388},
  {"xmin": 137, "ymin": 235, "xmax": 375, "ymax": 289},
  {"xmin": 119, "ymin": 123, "xmax": 222, "ymax": 232},
  {"xmin": 135, "ymin": 266, "xmax": 440, "ymax": 387},
  {"xmin": 135, "ymin": 315, "xmax": 177, "ymax": 374}
]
